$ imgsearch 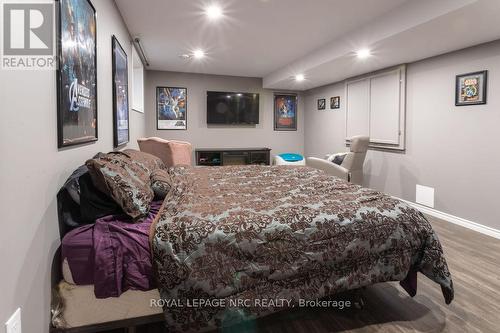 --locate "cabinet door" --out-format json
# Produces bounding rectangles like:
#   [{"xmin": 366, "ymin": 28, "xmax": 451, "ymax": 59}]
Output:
[
  {"xmin": 369, "ymin": 70, "xmax": 401, "ymax": 145},
  {"xmin": 346, "ymin": 79, "xmax": 370, "ymax": 139},
  {"xmin": 250, "ymin": 151, "xmax": 269, "ymax": 165}
]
